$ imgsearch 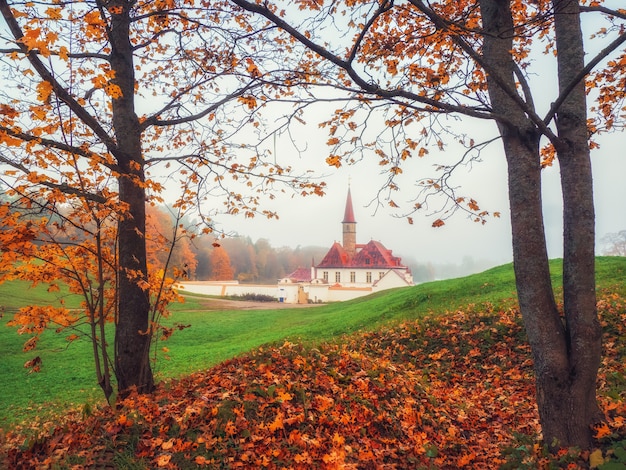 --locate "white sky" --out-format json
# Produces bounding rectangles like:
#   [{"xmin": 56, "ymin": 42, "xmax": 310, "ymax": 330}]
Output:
[{"xmin": 216, "ymin": 123, "xmax": 624, "ymax": 267}]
